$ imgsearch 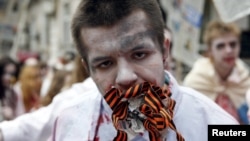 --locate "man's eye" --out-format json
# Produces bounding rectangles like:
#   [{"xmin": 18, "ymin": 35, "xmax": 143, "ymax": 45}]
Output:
[
  {"xmin": 133, "ymin": 52, "xmax": 146, "ymax": 60},
  {"xmin": 216, "ymin": 43, "xmax": 225, "ymax": 50},
  {"xmin": 229, "ymin": 41, "xmax": 238, "ymax": 49},
  {"xmin": 98, "ymin": 61, "xmax": 113, "ymax": 69}
]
